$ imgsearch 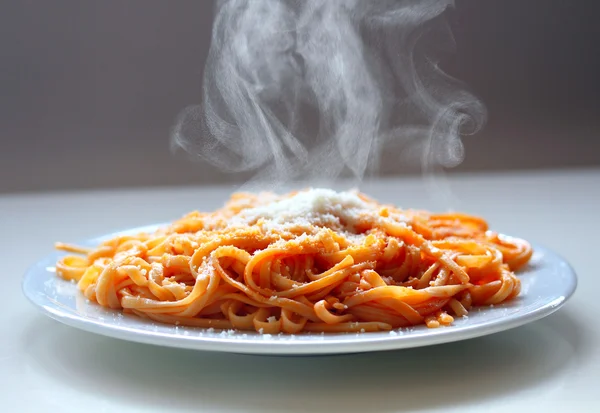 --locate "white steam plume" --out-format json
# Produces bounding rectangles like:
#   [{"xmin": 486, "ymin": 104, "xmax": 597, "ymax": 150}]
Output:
[{"xmin": 171, "ymin": 0, "xmax": 486, "ymax": 190}]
